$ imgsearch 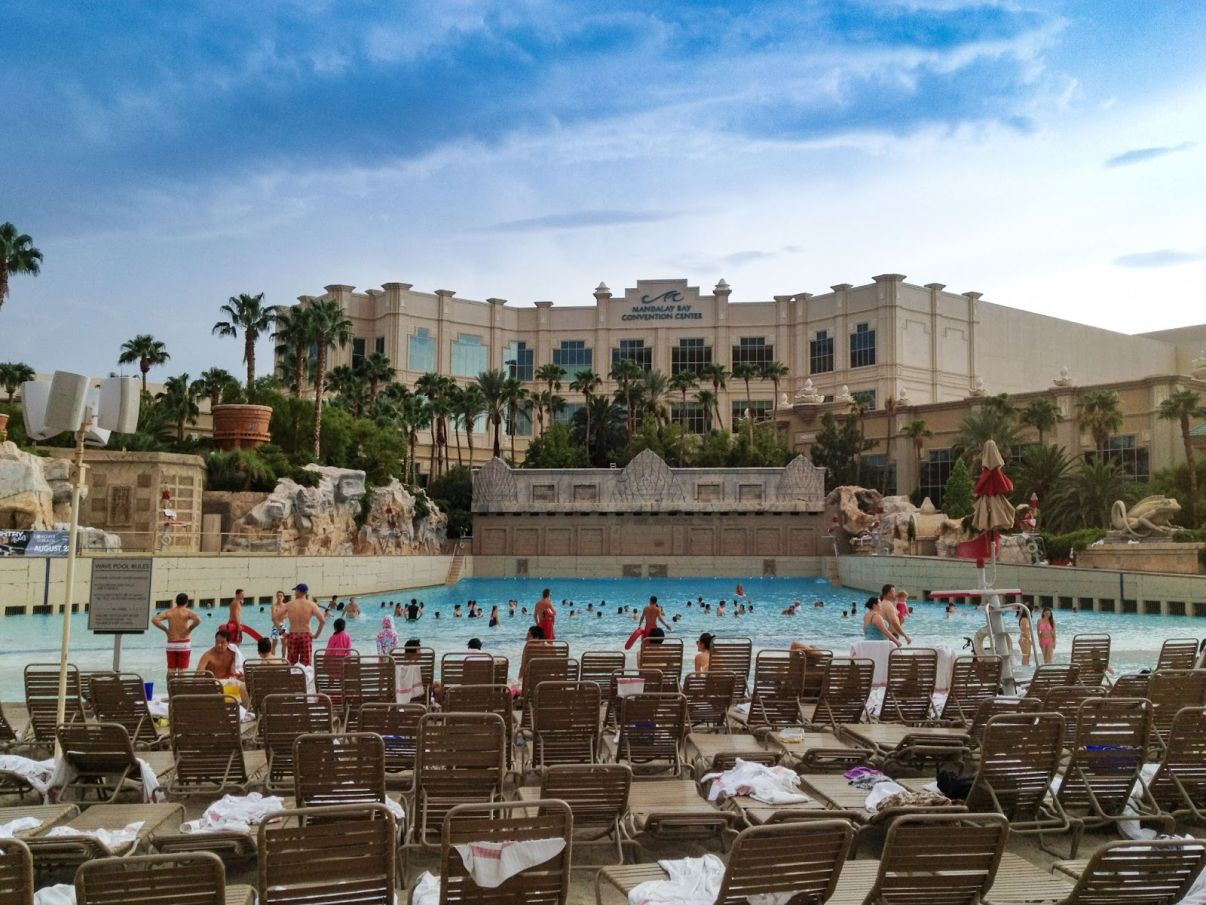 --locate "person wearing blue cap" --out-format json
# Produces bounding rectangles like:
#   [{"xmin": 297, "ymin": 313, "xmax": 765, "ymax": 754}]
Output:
[{"xmin": 284, "ymin": 582, "xmax": 325, "ymax": 666}]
